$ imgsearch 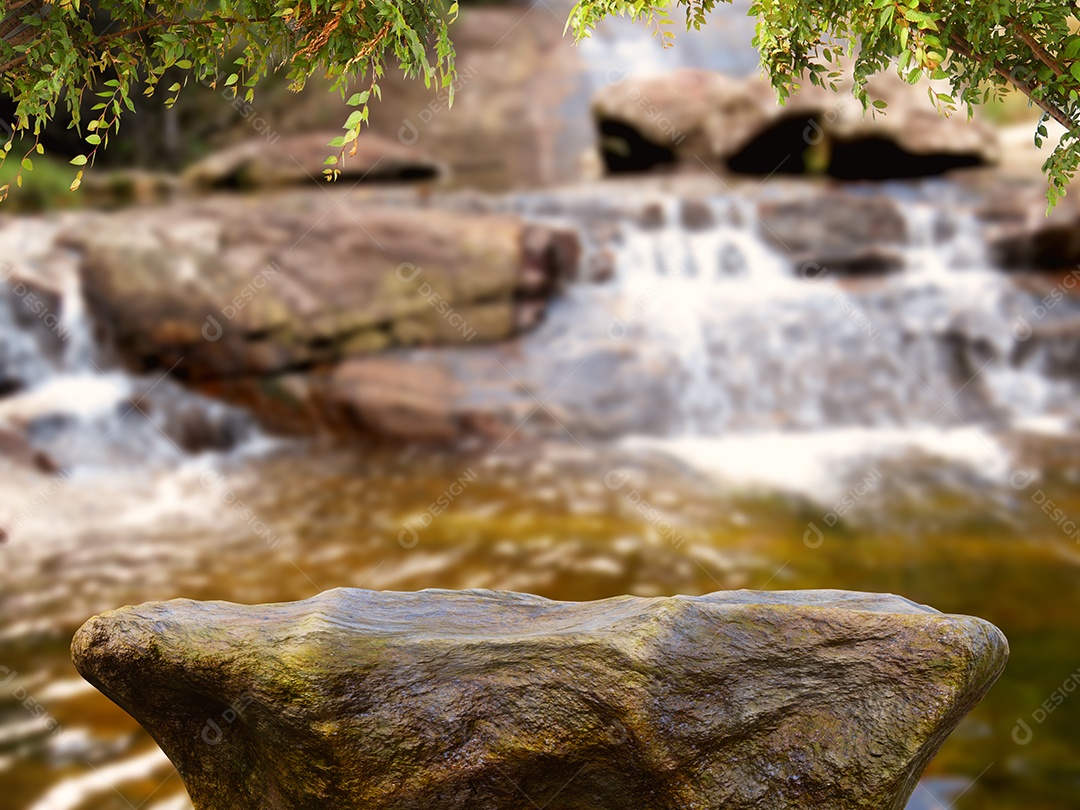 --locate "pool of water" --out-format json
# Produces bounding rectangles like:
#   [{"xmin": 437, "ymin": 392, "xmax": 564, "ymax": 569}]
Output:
[{"xmin": 1, "ymin": 433, "xmax": 1078, "ymax": 809}]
